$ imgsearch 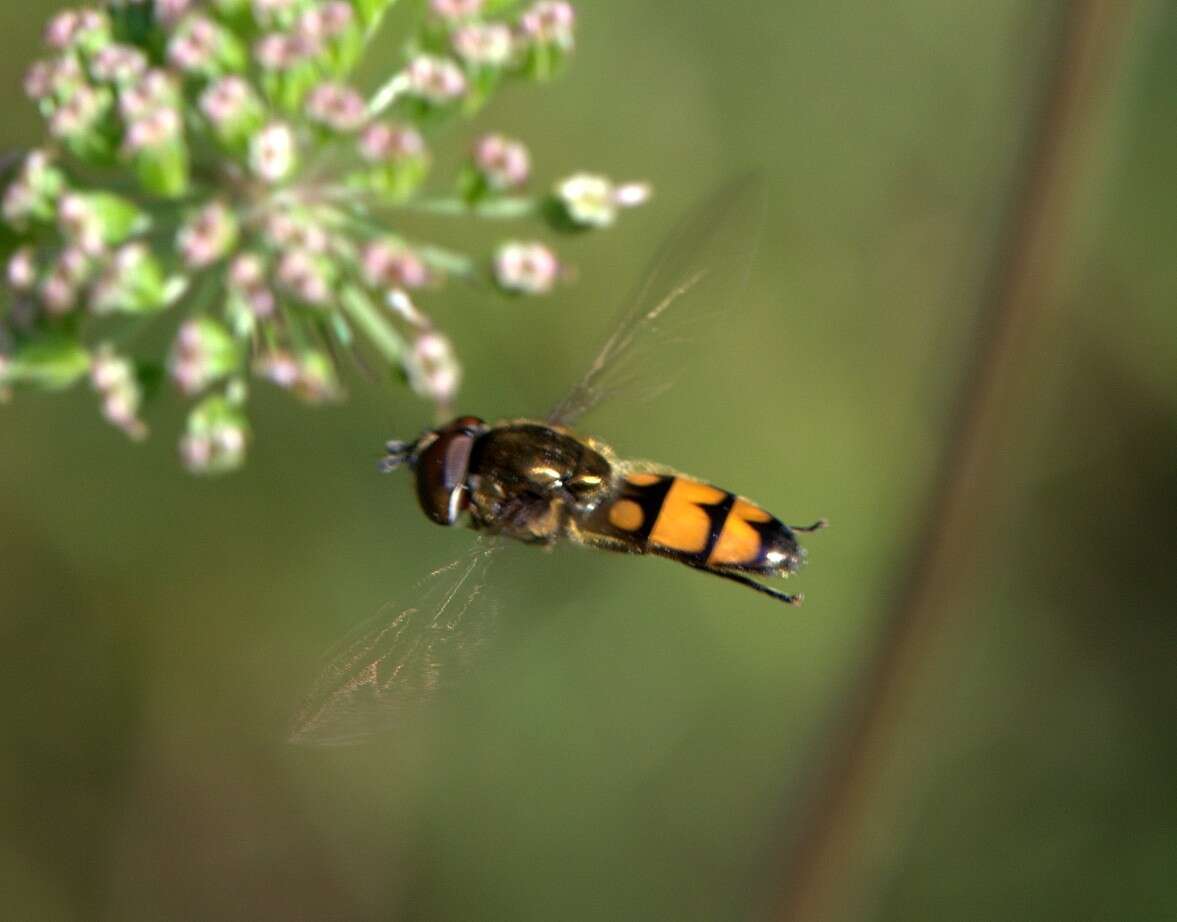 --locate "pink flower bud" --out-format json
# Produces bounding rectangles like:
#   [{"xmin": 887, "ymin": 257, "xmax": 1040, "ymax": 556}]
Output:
[
  {"xmin": 91, "ymin": 44, "xmax": 148, "ymax": 83},
  {"xmin": 362, "ymin": 240, "xmax": 429, "ymax": 290},
  {"xmin": 494, "ymin": 241, "xmax": 560, "ymax": 294},
  {"xmin": 167, "ymin": 15, "xmax": 220, "ymax": 73},
  {"xmin": 122, "ymin": 106, "xmax": 182, "ymax": 153},
  {"xmin": 199, "ymin": 76, "xmax": 256, "ymax": 127},
  {"xmin": 118, "ymin": 69, "xmax": 177, "ymax": 121},
  {"xmin": 176, "ymin": 201, "xmax": 238, "ymax": 269},
  {"xmin": 521, "ymin": 1, "xmax": 575, "ymax": 47},
  {"xmin": 358, "ymin": 122, "xmax": 425, "ymax": 163},
  {"xmin": 7, "ymin": 247, "xmax": 37, "ymax": 291},
  {"xmin": 229, "ymin": 253, "xmax": 266, "ymax": 291},
  {"xmin": 405, "ymin": 55, "xmax": 467, "ymax": 105},
  {"xmin": 277, "ymin": 249, "xmax": 331, "ymax": 305},
  {"xmin": 453, "ymin": 23, "xmax": 514, "ymax": 67},
  {"xmin": 306, "ymin": 82, "xmax": 368, "ymax": 133},
  {"xmin": 156, "ymin": 0, "xmax": 197, "ymax": 29},
  {"xmin": 473, "ymin": 134, "xmax": 530, "ymax": 190},
  {"xmin": 406, "ymin": 331, "xmax": 461, "ymax": 406},
  {"xmin": 249, "ymin": 122, "xmax": 297, "ymax": 183},
  {"xmin": 253, "ymin": 33, "xmax": 294, "ymax": 71},
  {"xmin": 318, "ymin": 2, "xmax": 354, "ymax": 38}
]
